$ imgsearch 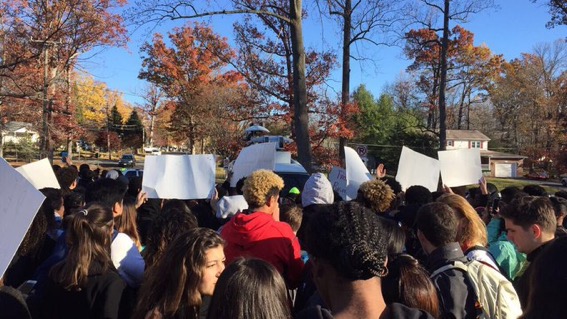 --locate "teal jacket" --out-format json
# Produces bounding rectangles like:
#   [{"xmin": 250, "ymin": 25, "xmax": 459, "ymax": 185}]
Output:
[{"xmin": 487, "ymin": 218, "xmax": 526, "ymax": 280}]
